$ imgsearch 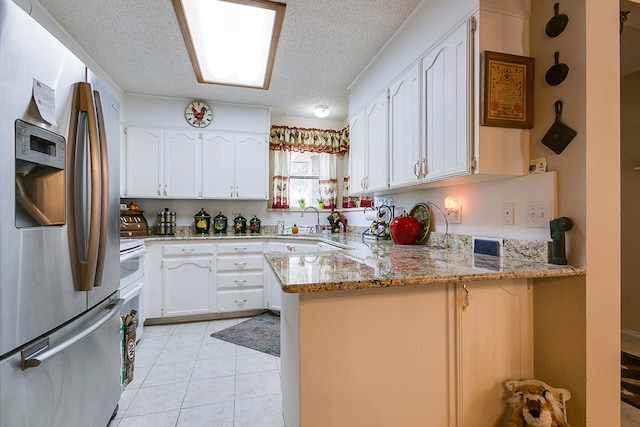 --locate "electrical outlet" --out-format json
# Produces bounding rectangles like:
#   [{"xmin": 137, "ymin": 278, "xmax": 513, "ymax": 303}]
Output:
[
  {"xmin": 525, "ymin": 202, "xmax": 551, "ymax": 228},
  {"xmin": 446, "ymin": 206, "xmax": 461, "ymax": 224},
  {"xmin": 502, "ymin": 202, "xmax": 514, "ymax": 225}
]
